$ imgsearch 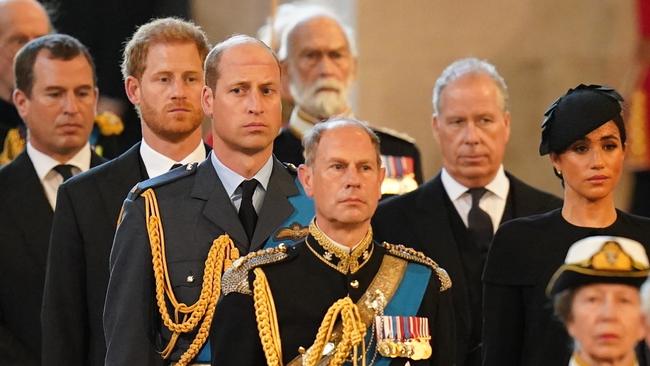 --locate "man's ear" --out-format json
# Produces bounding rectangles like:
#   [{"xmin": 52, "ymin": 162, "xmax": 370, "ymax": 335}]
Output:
[
  {"xmin": 431, "ymin": 115, "xmax": 440, "ymax": 144},
  {"xmin": 297, "ymin": 163, "xmax": 314, "ymax": 198},
  {"xmin": 201, "ymin": 85, "xmax": 214, "ymax": 117},
  {"xmin": 12, "ymin": 89, "xmax": 29, "ymax": 121},
  {"xmin": 124, "ymin": 76, "xmax": 141, "ymax": 105}
]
